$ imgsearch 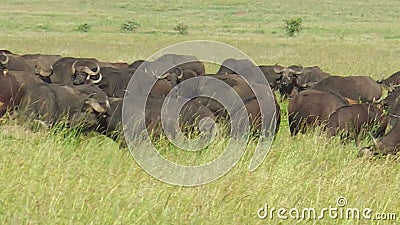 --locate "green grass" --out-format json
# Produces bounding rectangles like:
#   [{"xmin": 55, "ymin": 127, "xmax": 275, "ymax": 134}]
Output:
[{"xmin": 1, "ymin": 0, "xmax": 400, "ymax": 224}]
